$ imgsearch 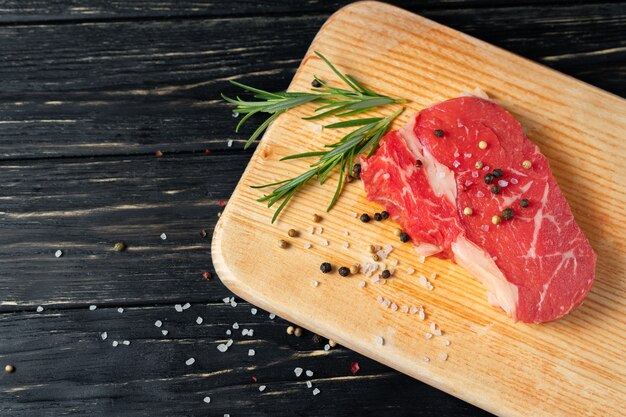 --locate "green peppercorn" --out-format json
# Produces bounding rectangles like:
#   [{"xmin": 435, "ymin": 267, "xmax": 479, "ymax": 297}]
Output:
[
  {"xmin": 360, "ymin": 213, "xmax": 371, "ymax": 223},
  {"xmin": 338, "ymin": 267, "xmax": 350, "ymax": 277},
  {"xmin": 311, "ymin": 79, "xmax": 322, "ymax": 88},
  {"xmin": 399, "ymin": 232, "xmax": 410, "ymax": 243},
  {"xmin": 492, "ymin": 168, "xmax": 503, "ymax": 178},
  {"xmin": 113, "ymin": 242, "xmax": 126, "ymax": 252},
  {"xmin": 374, "ymin": 213, "xmax": 382, "ymax": 221},
  {"xmin": 381, "ymin": 211, "xmax": 389, "ymax": 219},
  {"xmin": 520, "ymin": 198, "xmax": 529, "ymax": 208},
  {"xmin": 434, "ymin": 129, "xmax": 444, "ymax": 138},
  {"xmin": 381, "ymin": 270, "xmax": 391, "ymax": 279},
  {"xmin": 484, "ymin": 173, "xmax": 495, "ymax": 184},
  {"xmin": 320, "ymin": 262, "xmax": 332, "ymax": 273},
  {"xmin": 491, "ymin": 185, "xmax": 501, "ymax": 194},
  {"xmin": 502, "ymin": 208, "xmax": 515, "ymax": 220}
]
